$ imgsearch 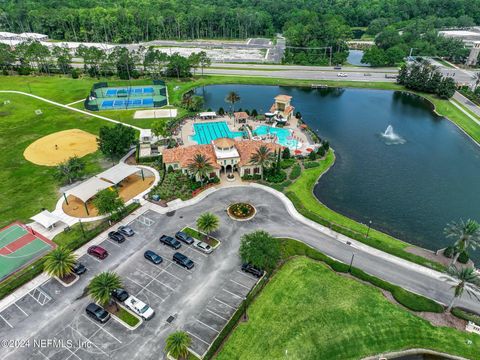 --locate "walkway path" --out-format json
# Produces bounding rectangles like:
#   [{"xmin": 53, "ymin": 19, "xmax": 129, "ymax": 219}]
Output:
[
  {"xmin": 0, "ymin": 90, "xmax": 142, "ymax": 131},
  {"xmin": 453, "ymin": 91, "xmax": 480, "ymax": 121}
]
